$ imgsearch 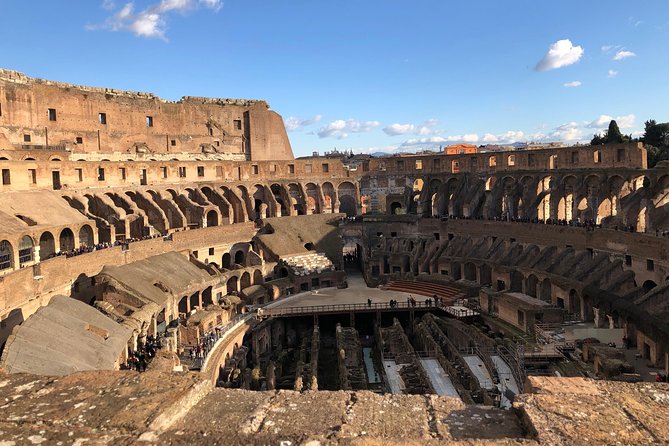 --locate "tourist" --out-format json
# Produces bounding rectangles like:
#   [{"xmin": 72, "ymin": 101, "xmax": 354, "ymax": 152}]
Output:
[{"xmin": 367, "ymin": 298, "xmax": 372, "ymax": 307}]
